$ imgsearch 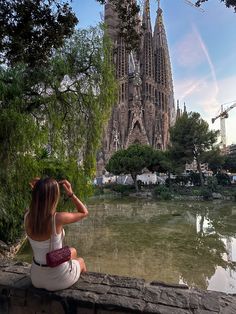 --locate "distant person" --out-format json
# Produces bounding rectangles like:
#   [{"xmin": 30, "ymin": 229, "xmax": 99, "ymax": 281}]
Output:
[{"xmin": 24, "ymin": 177, "xmax": 88, "ymax": 291}]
